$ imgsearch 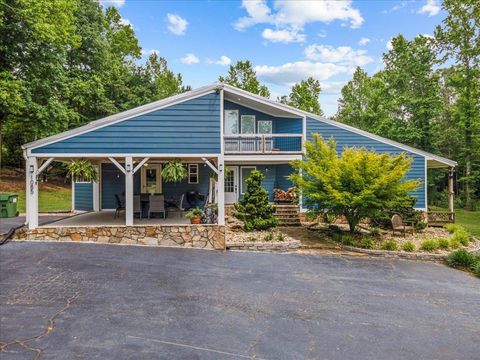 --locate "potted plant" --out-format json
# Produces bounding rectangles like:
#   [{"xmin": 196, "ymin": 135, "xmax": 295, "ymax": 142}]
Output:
[
  {"xmin": 66, "ymin": 160, "xmax": 97, "ymax": 182},
  {"xmin": 161, "ymin": 159, "xmax": 187, "ymax": 182},
  {"xmin": 185, "ymin": 207, "xmax": 204, "ymax": 224}
]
